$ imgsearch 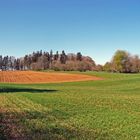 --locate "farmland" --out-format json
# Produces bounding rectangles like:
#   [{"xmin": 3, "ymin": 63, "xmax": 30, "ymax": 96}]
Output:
[
  {"xmin": 0, "ymin": 71, "xmax": 101, "ymax": 84},
  {"xmin": 0, "ymin": 71, "xmax": 140, "ymax": 140}
]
